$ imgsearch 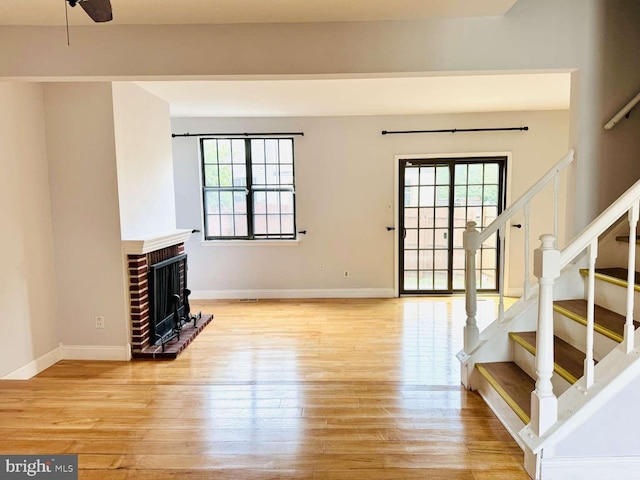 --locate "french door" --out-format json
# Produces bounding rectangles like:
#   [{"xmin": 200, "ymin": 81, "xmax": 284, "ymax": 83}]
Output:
[{"xmin": 399, "ymin": 157, "xmax": 507, "ymax": 294}]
